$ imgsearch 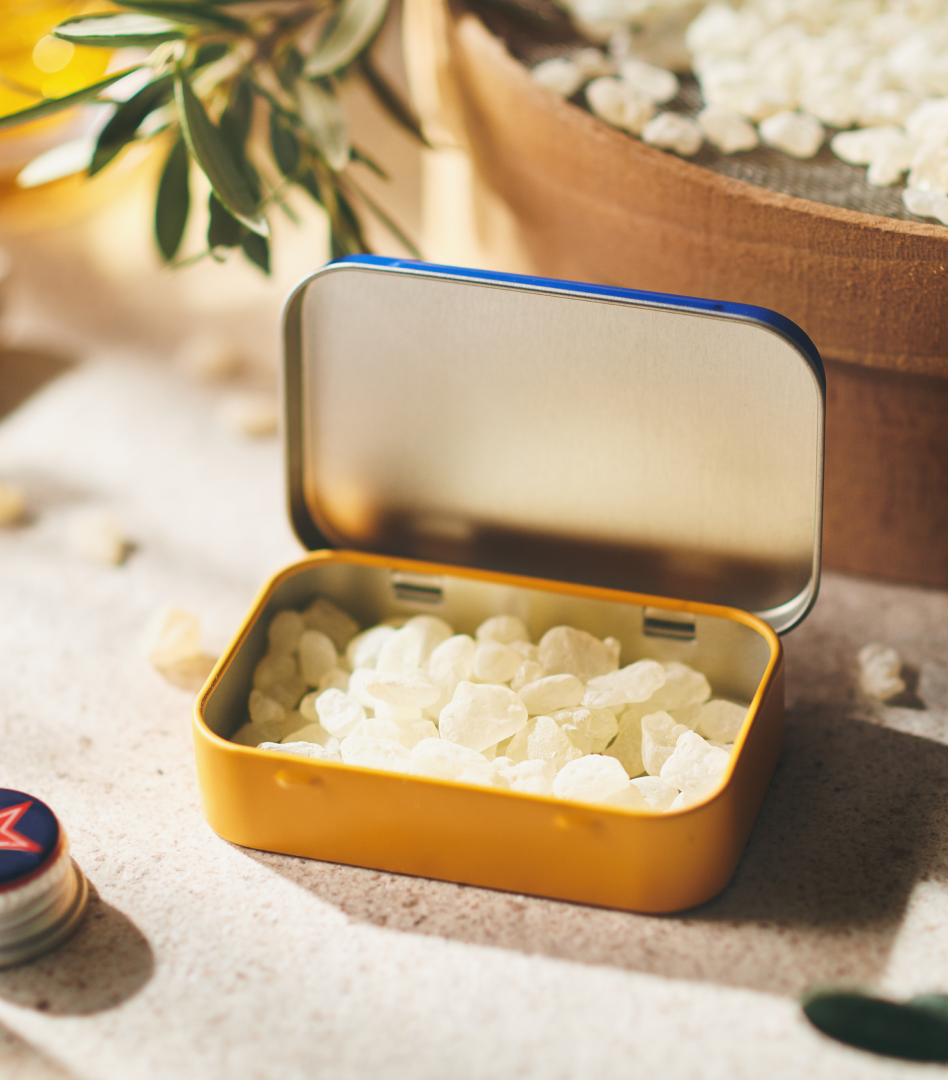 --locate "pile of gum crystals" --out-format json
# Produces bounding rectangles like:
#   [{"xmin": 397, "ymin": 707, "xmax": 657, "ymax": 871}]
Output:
[
  {"xmin": 530, "ymin": 0, "xmax": 948, "ymax": 224},
  {"xmin": 232, "ymin": 597, "xmax": 749, "ymax": 812}
]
